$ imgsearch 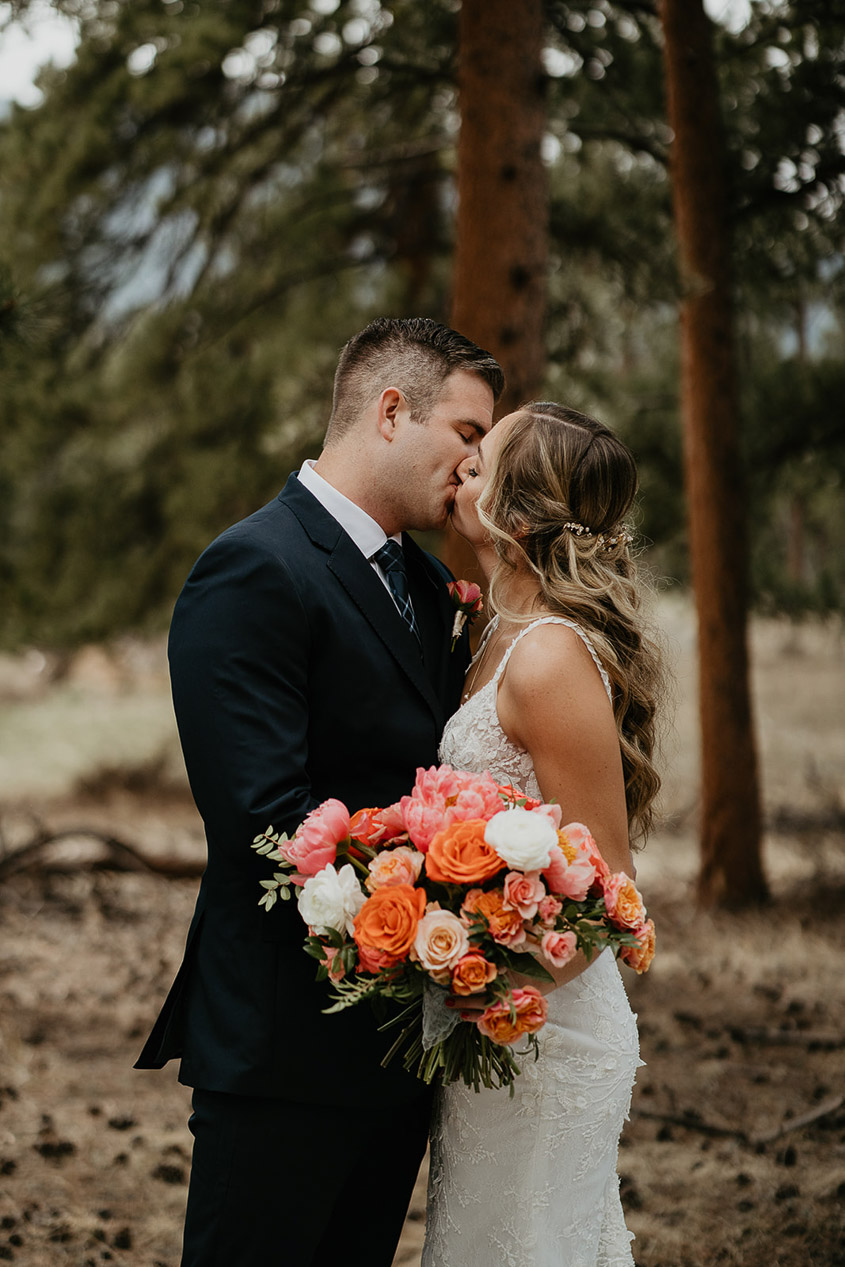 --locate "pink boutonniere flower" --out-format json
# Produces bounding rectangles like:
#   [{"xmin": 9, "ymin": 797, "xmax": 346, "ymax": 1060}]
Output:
[{"xmin": 447, "ymin": 580, "xmax": 483, "ymax": 650}]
